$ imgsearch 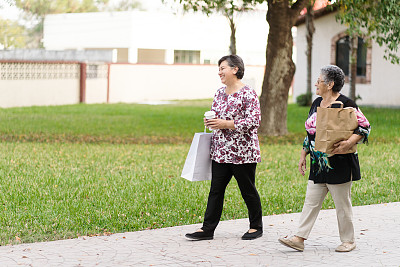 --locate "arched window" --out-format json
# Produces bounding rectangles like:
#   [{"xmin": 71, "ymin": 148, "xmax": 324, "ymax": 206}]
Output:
[{"xmin": 331, "ymin": 33, "xmax": 371, "ymax": 84}]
